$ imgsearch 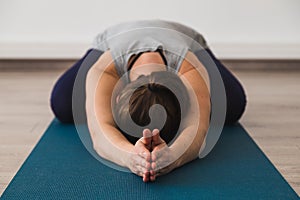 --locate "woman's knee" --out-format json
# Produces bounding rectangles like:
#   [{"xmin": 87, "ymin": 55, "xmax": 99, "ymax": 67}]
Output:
[
  {"xmin": 49, "ymin": 49, "xmax": 97, "ymax": 123},
  {"xmin": 225, "ymin": 84, "xmax": 247, "ymax": 125},
  {"xmin": 50, "ymin": 82, "xmax": 74, "ymax": 123}
]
